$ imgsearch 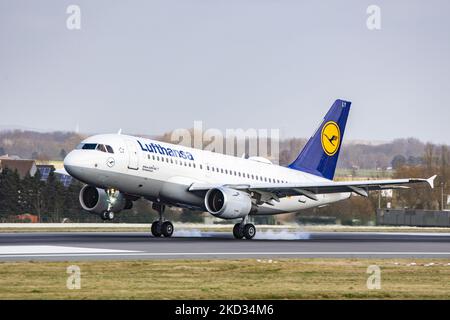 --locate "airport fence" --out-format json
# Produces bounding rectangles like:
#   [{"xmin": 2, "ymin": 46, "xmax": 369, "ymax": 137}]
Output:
[{"xmin": 376, "ymin": 209, "xmax": 450, "ymax": 227}]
